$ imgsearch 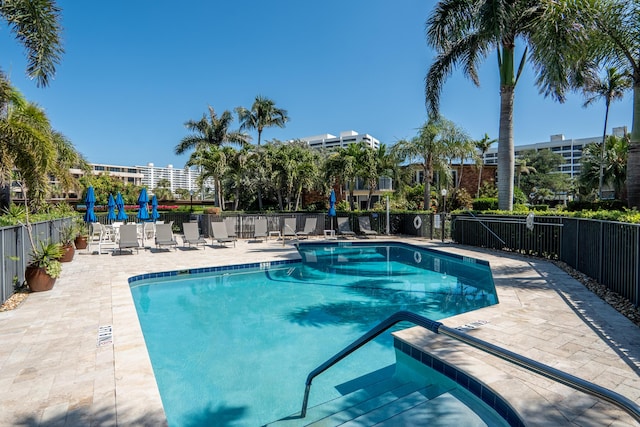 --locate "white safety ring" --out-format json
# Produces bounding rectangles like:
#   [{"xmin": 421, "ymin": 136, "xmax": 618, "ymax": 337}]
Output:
[
  {"xmin": 414, "ymin": 251, "xmax": 422, "ymax": 264},
  {"xmin": 526, "ymin": 212, "xmax": 534, "ymax": 231},
  {"xmin": 413, "ymin": 215, "xmax": 422, "ymax": 229}
]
